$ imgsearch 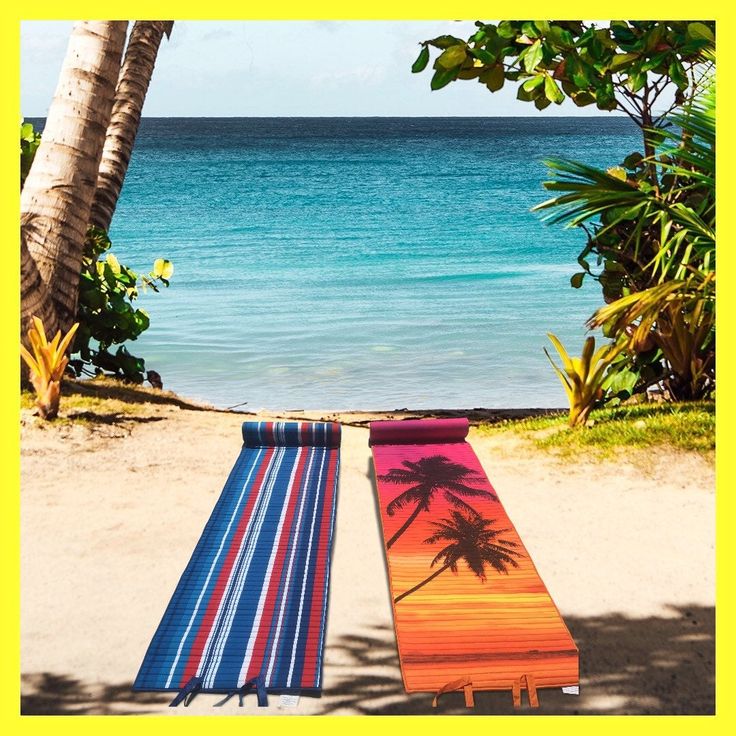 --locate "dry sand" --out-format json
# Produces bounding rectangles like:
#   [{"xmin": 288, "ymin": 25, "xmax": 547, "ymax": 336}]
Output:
[{"xmin": 20, "ymin": 389, "xmax": 715, "ymax": 715}]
